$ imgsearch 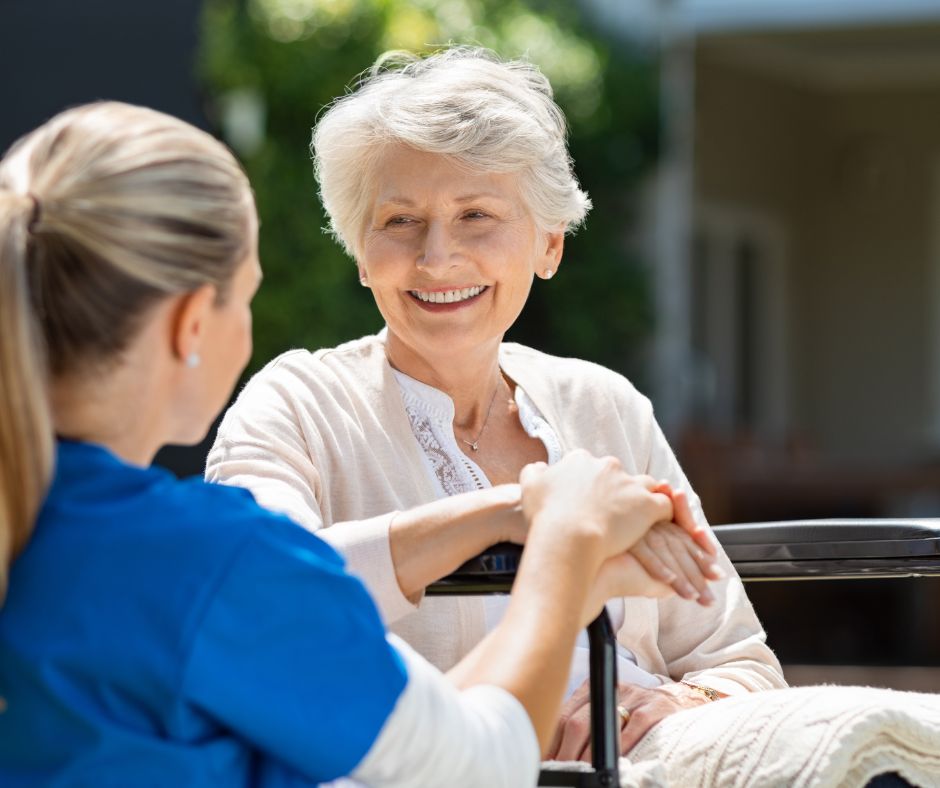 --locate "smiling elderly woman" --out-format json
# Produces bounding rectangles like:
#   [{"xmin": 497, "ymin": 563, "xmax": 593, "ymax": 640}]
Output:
[{"xmin": 206, "ymin": 47, "xmax": 786, "ymax": 759}]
